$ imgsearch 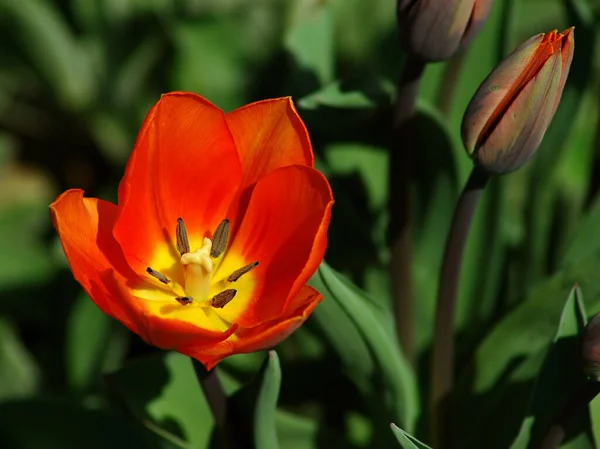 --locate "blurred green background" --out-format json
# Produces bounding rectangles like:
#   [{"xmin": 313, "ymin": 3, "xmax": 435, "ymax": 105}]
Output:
[{"xmin": 1, "ymin": 0, "xmax": 600, "ymax": 448}]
